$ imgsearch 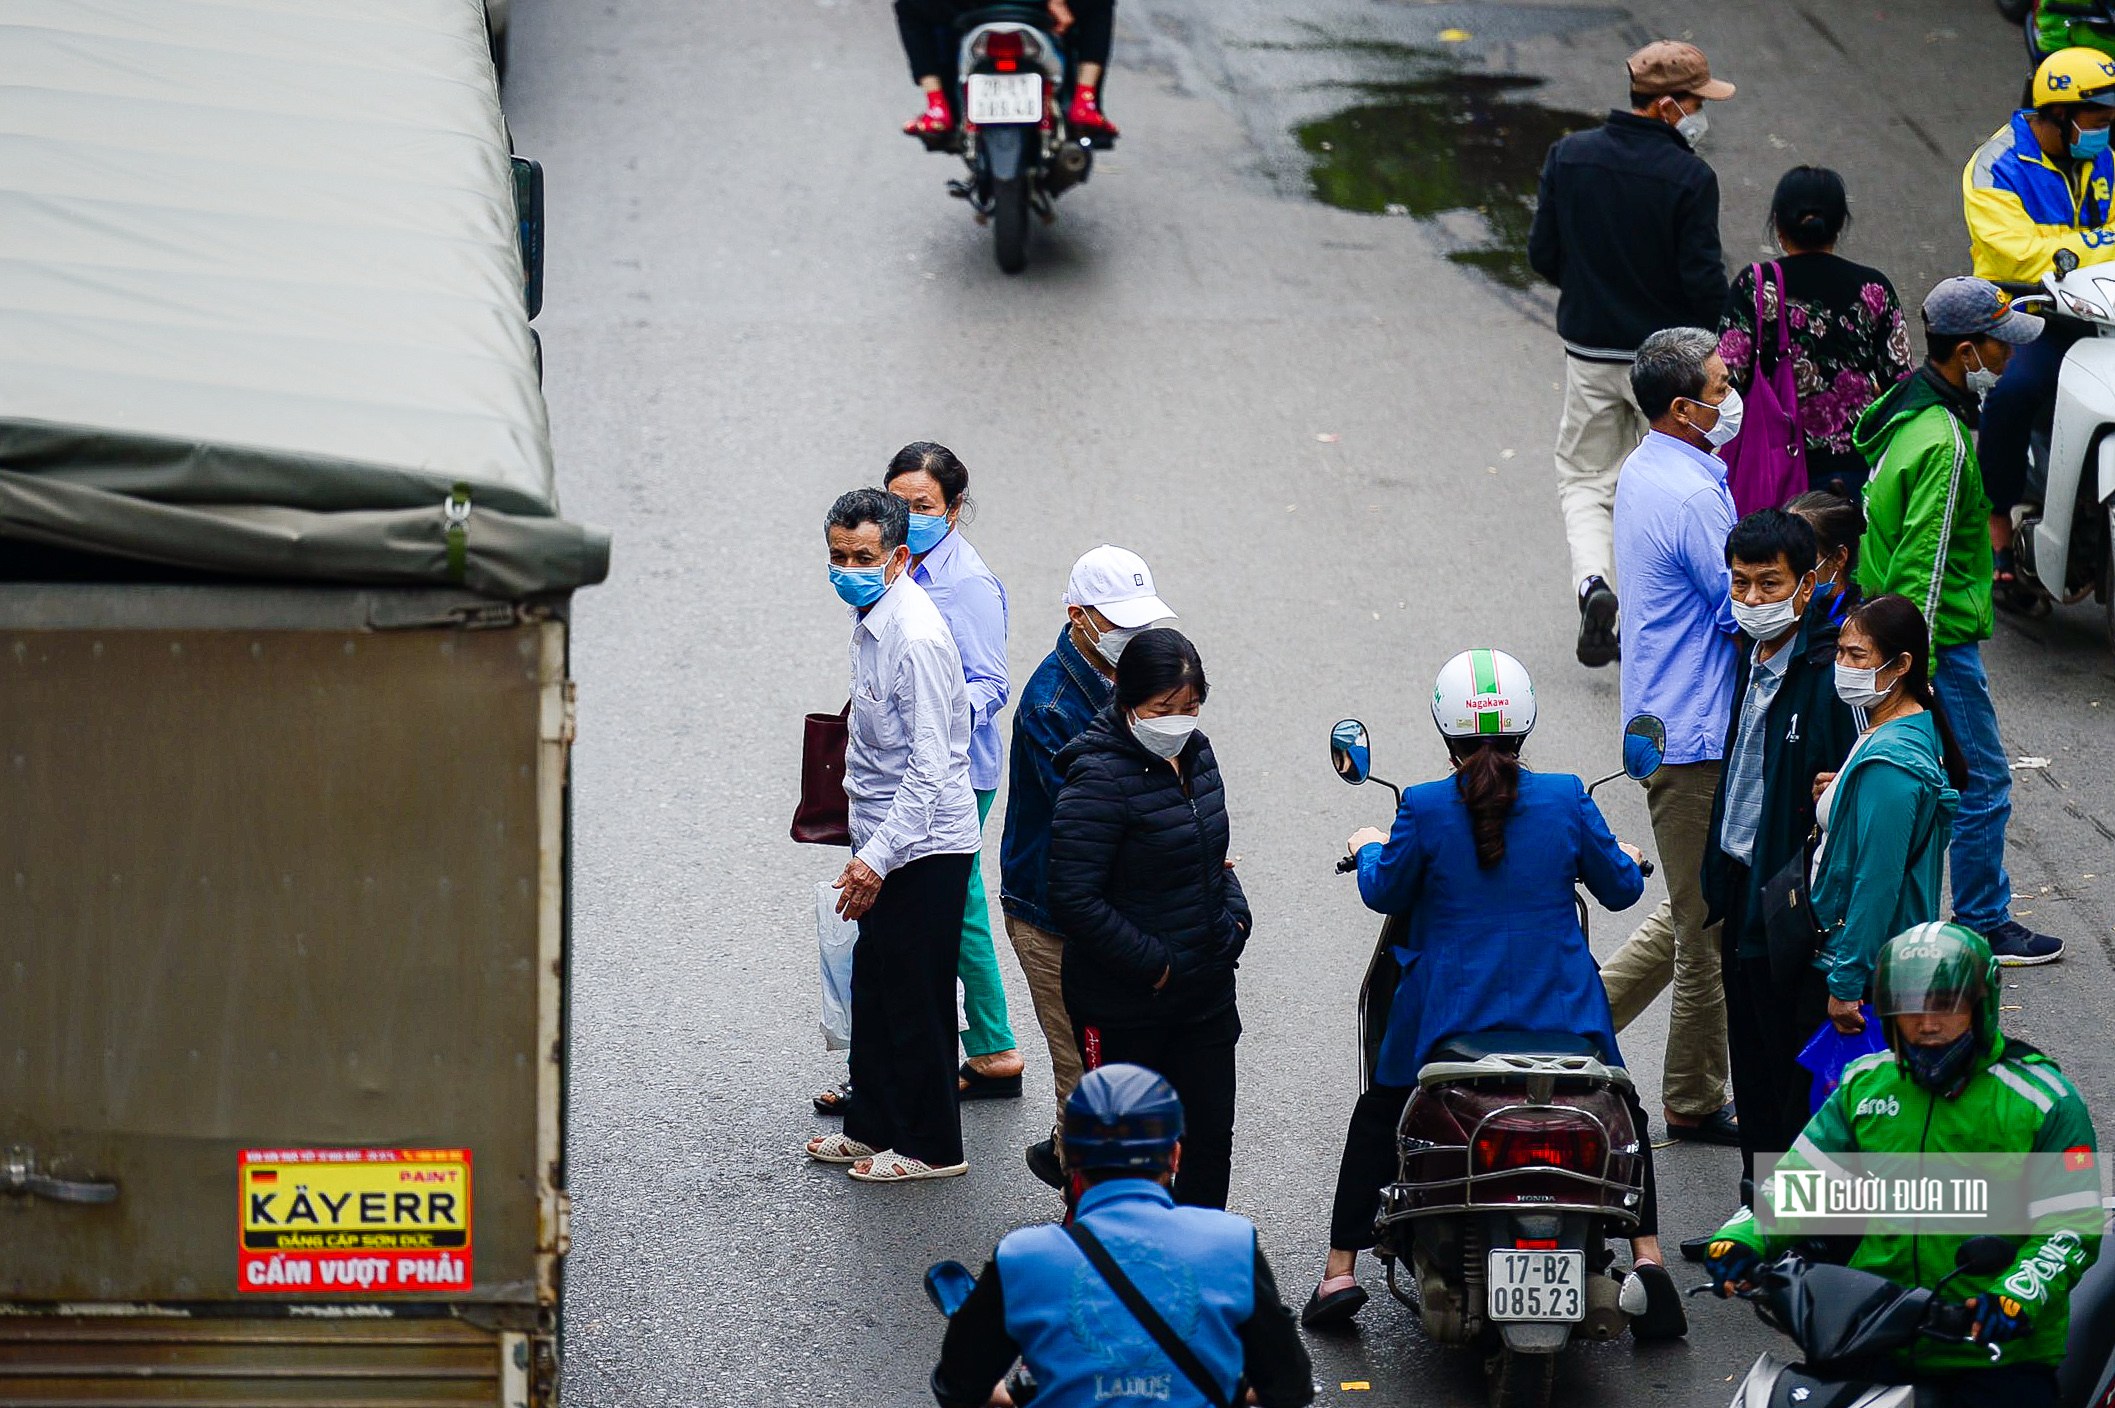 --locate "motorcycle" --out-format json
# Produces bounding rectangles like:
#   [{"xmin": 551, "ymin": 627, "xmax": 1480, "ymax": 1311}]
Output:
[
  {"xmin": 914, "ymin": 4, "xmax": 1106, "ymax": 274},
  {"xmin": 1708, "ymin": 1234, "xmax": 2115, "ymax": 1408},
  {"xmin": 1996, "ymin": 262, "xmax": 2115, "ymax": 649},
  {"xmin": 1324, "ymin": 715, "xmax": 1666, "ymax": 1408}
]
